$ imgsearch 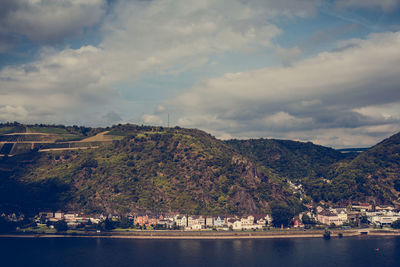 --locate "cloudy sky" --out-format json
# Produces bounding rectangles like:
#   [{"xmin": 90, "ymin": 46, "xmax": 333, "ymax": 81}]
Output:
[{"xmin": 1, "ymin": 0, "xmax": 400, "ymax": 147}]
